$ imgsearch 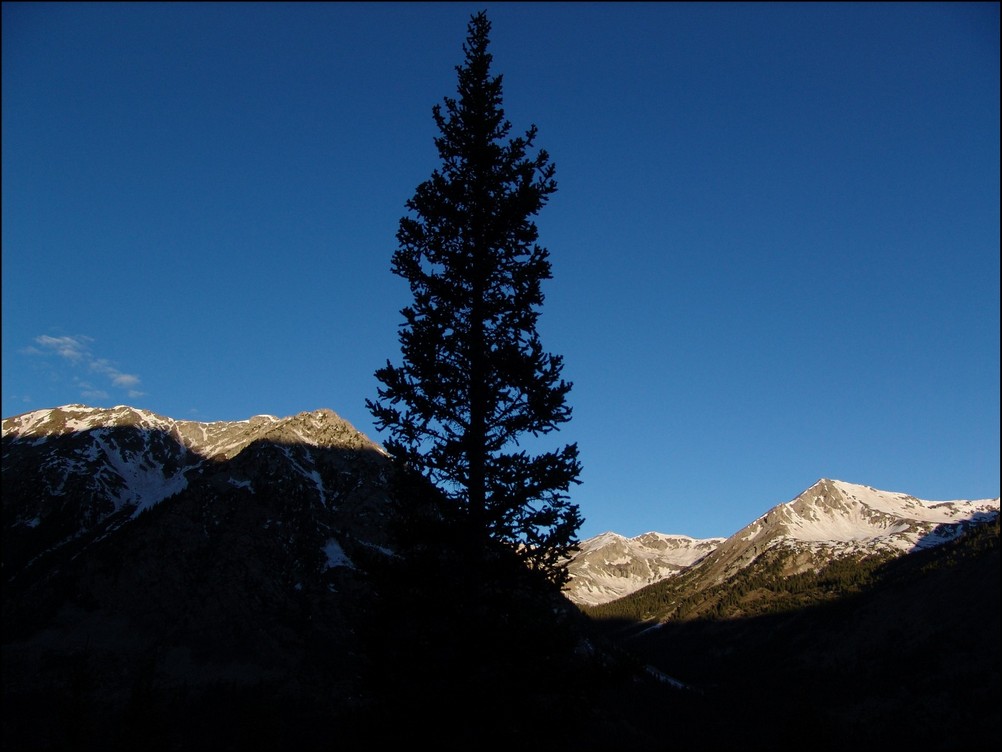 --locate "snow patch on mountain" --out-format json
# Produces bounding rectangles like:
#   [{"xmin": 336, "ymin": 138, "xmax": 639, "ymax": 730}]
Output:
[
  {"xmin": 88, "ymin": 430, "xmax": 189, "ymax": 517},
  {"xmin": 323, "ymin": 538, "xmax": 355, "ymax": 570}
]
